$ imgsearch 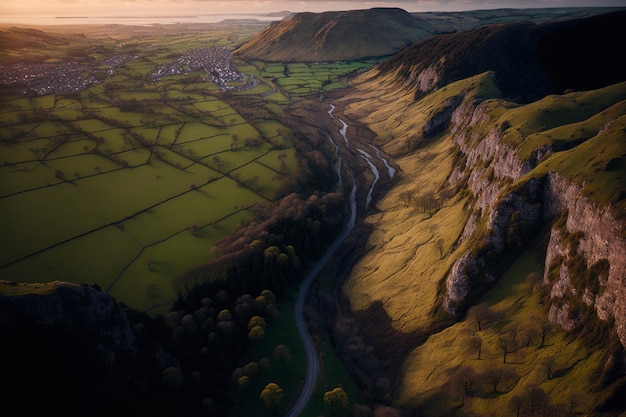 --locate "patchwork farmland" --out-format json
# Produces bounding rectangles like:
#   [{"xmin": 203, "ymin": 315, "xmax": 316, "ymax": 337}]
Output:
[{"xmin": 0, "ymin": 24, "xmax": 375, "ymax": 314}]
